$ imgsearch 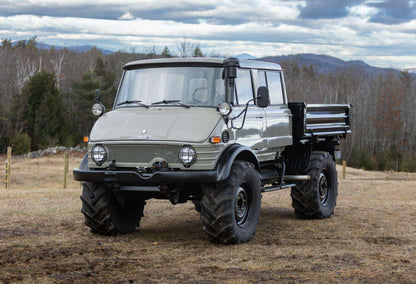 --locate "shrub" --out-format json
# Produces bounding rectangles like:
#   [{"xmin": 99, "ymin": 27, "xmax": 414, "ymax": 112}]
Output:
[
  {"xmin": 11, "ymin": 132, "xmax": 31, "ymax": 154},
  {"xmin": 349, "ymin": 148, "xmax": 376, "ymax": 170},
  {"xmin": 400, "ymin": 155, "xmax": 416, "ymax": 172}
]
